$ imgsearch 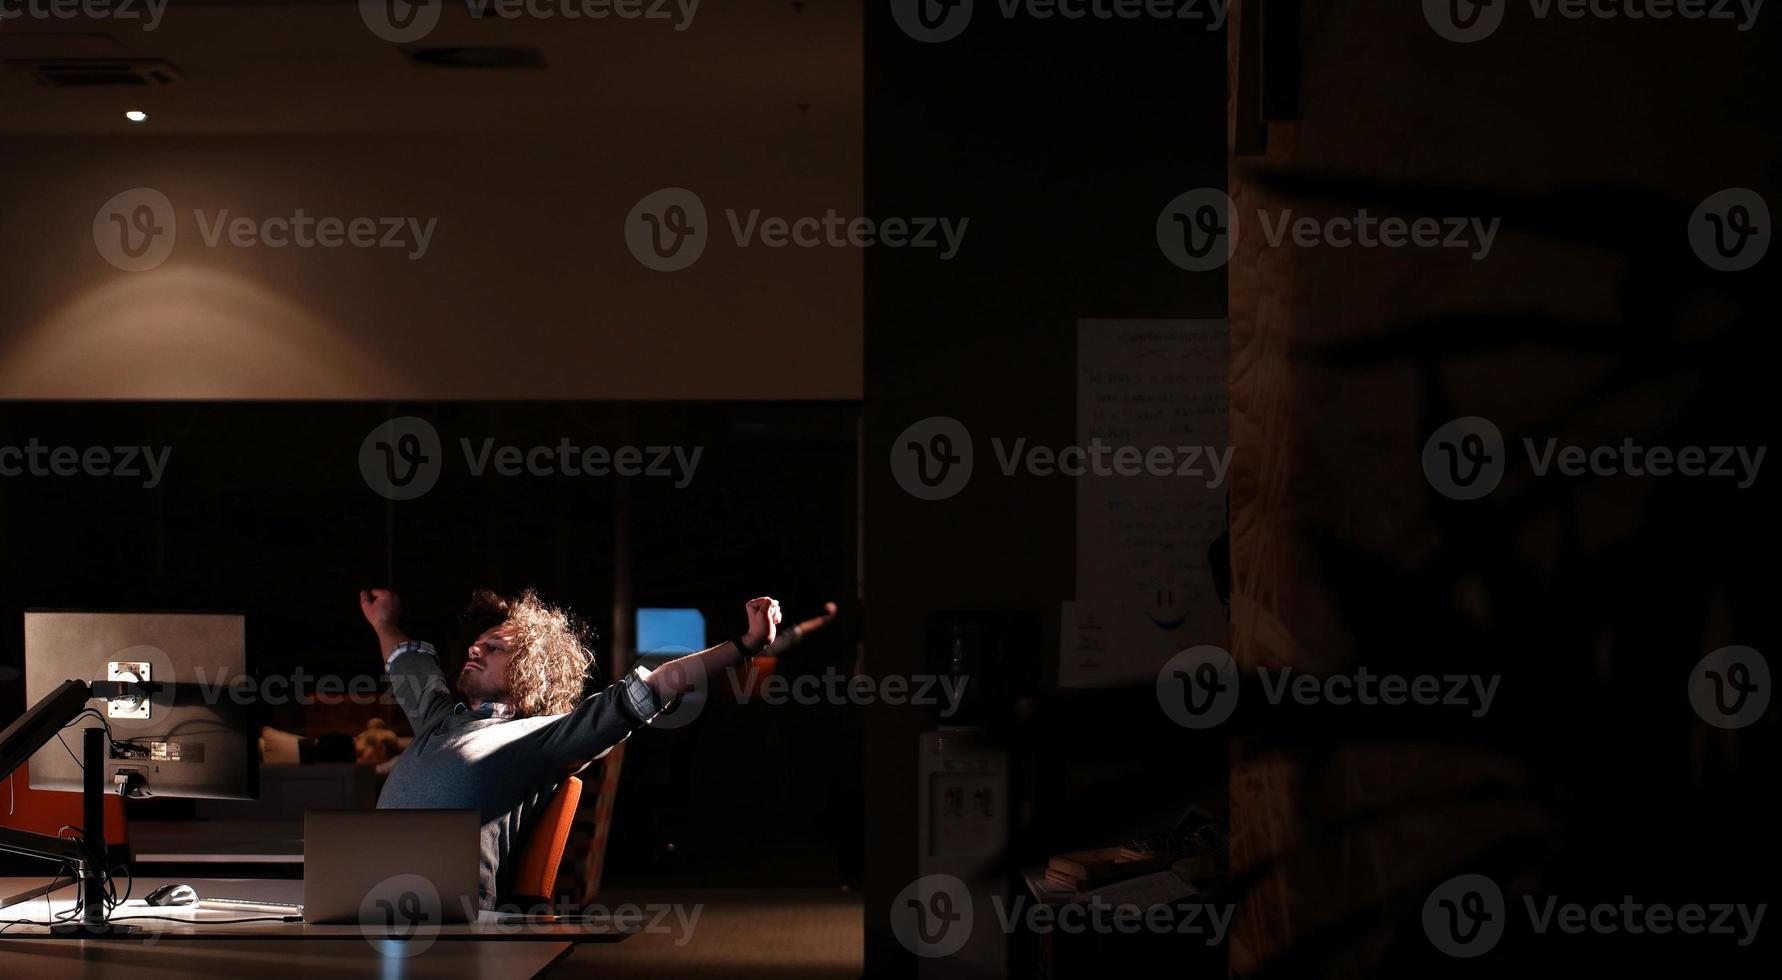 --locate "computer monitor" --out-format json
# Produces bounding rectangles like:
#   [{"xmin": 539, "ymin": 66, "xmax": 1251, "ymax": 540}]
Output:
[
  {"xmin": 636, "ymin": 606, "xmax": 707, "ymax": 654},
  {"xmin": 24, "ymin": 611, "xmax": 258, "ymax": 801}
]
